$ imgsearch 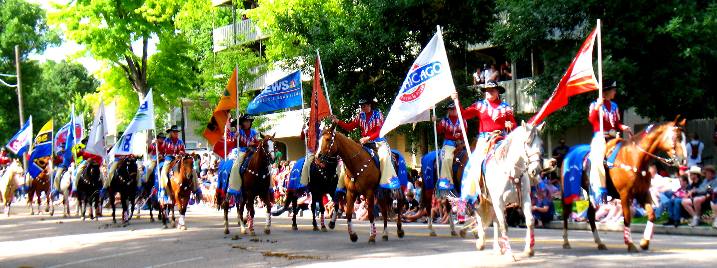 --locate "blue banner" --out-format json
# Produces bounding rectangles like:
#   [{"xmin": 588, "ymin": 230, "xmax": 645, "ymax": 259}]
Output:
[{"xmin": 247, "ymin": 71, "xmax": 303, "ymax": 115}]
